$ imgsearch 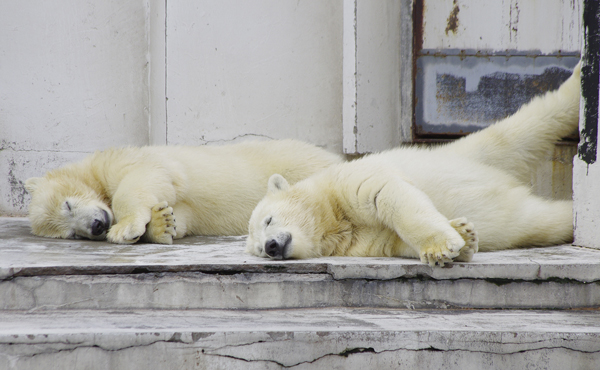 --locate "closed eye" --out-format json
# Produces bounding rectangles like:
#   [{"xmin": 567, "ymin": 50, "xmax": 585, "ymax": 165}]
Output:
[{"xmin": 264, "ymin": 216, "xmax": 272, "ymax": 227}]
